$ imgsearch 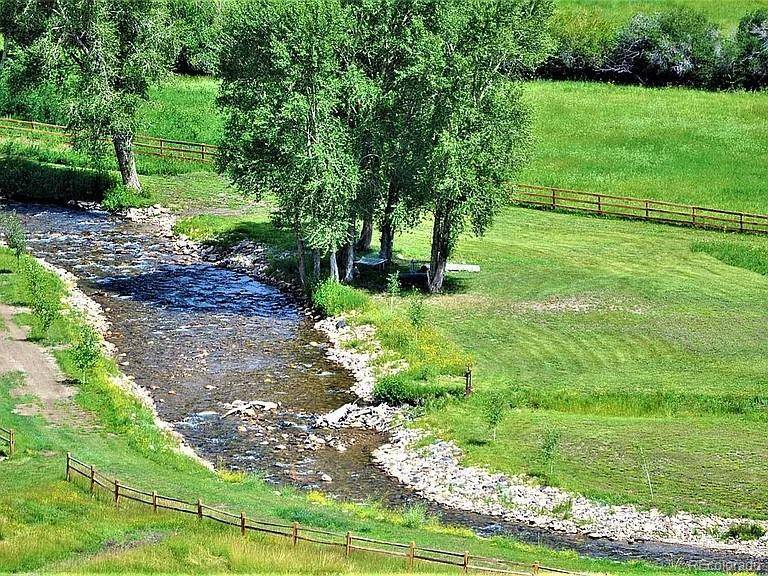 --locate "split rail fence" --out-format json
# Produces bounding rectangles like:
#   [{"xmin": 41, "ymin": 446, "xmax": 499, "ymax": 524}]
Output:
[
  {"xmin": 513, "ymin": 184, "xmax": 768, "ymax": 235},
  {"xmin": 0, "ymin": 117, "xmax": 219, "ymax": 164},
  {"xmin": 66, "ymin": 454, "xmax": 581, "ymax": 576},
  {"xmin": 0, "ymin": 425, "xmax": 14, "ymax": 456},
  {"xmin": 6, "ymin": 115, "xmax": 766, "ymax": 236}
]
